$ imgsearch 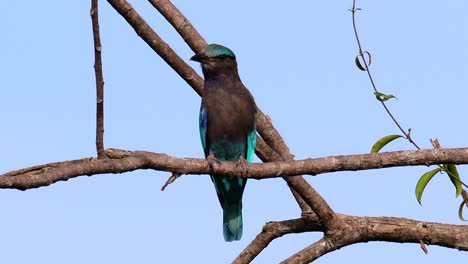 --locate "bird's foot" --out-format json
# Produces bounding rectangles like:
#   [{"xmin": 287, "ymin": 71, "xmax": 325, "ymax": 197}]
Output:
[
  {"xmin": 236, "ymin": 156, "xmax": 249, "ymax": 178},
  {"xmin": 207, "ymin": 154, "xmax": 221, "ymax": 173}
]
